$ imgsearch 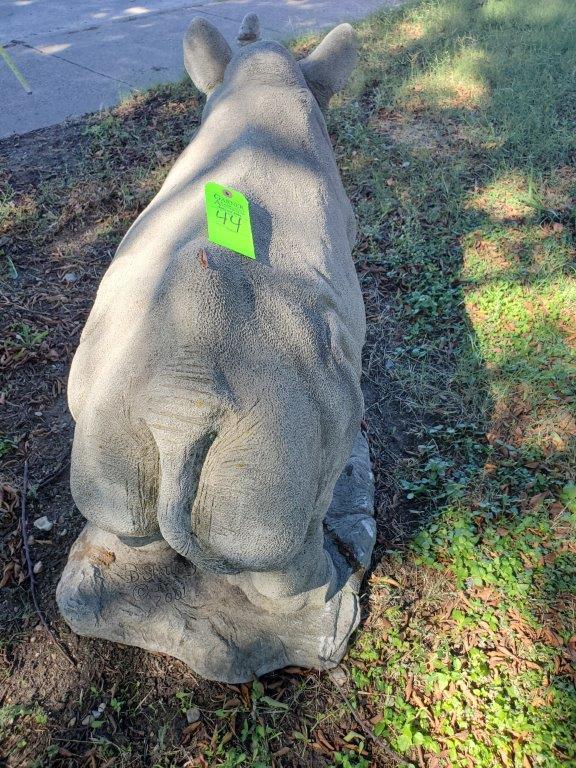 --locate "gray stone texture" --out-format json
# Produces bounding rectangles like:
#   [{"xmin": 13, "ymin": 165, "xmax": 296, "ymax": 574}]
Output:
[
  {"xmin": 57, "ymin": 434, "xmax": 375, "ymax": 682},
  {"xmin": 57, "ymin": 17, "xmax": 376, "ymax": 681}
]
